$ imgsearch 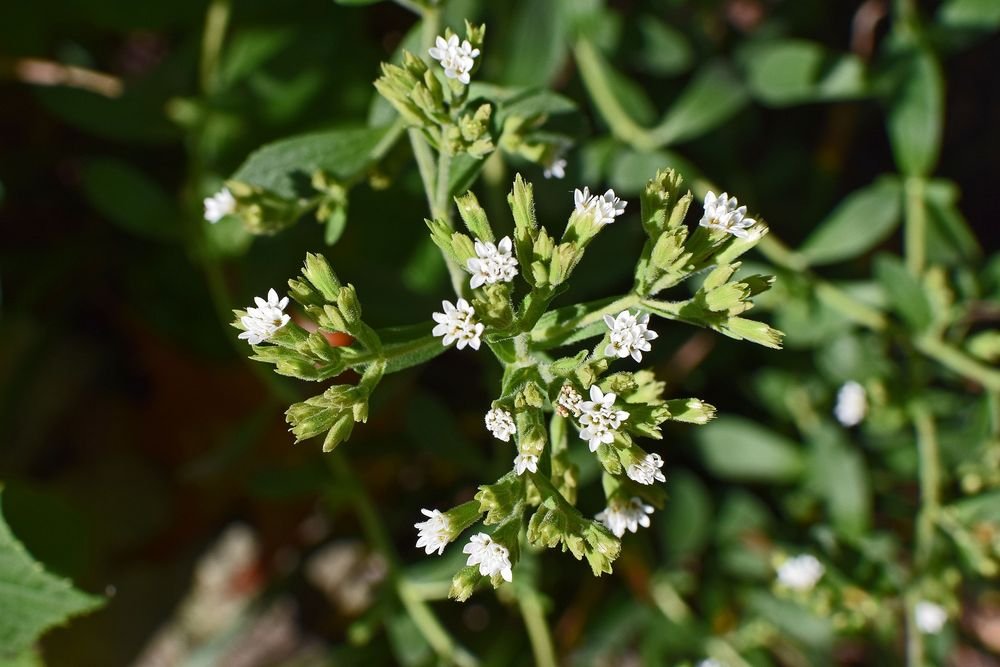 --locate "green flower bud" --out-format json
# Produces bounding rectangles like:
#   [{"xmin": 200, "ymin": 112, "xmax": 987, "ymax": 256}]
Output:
[
  {"xmin": 322, "ymin": 413, "xmax": 355, "ymax": 452},
  {"xmin": 665, "ymin": 398, "xmax": 716, "ymax": 424},
  {"xmin": 475, "ymin": 472, "xmax": 524, "ymax": 525},
  {"xmin": 337, "ymin": 284, "xmax": 363, "ymax": 325},
  {"xmin": 455, "ymin": 191, "xmax": 493, "ymax": 242},
  {"xmin": 449, "ymin": 565, "xmax": 483, "ymax": 602}
]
